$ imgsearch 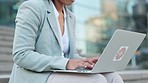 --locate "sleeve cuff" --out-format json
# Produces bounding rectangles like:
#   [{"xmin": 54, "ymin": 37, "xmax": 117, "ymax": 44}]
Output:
[{"xmin": 51, "ymin": 57, "xmax": 70, "ymax": 70}]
